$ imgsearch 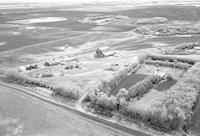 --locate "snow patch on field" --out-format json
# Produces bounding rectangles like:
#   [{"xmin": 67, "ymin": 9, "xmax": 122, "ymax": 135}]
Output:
[
  {"xmin": 100, "ymin": 46, "xmax": 109, "ymax": 50},
  {"xmin": 9, "ymin": 17, "xmax": 67, "ymax": 24},
  {"xmin": 12, "ymin": 32, "xmax": 20, "ymax": 35},
  {"xmin": 150, "ymin": 42, "xmax": 168, "ymax": 47},
  {"xmin": 175, "ymin": 35, "xmax": 192, "ymax": 37},
  {"xmin": 25, "ymin": 26, "xmax": 35, "ymax": 30},
  {"xmin": 91, "ymin": 26, "xmax": 121, "ymax": 31},
  {"xmin": 0, "ymin": 115, "xmax": 24, "ymax": 135},
  {"xmin": 0, "ymin": 42, "xmax": 6, "ymax": 46}
]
